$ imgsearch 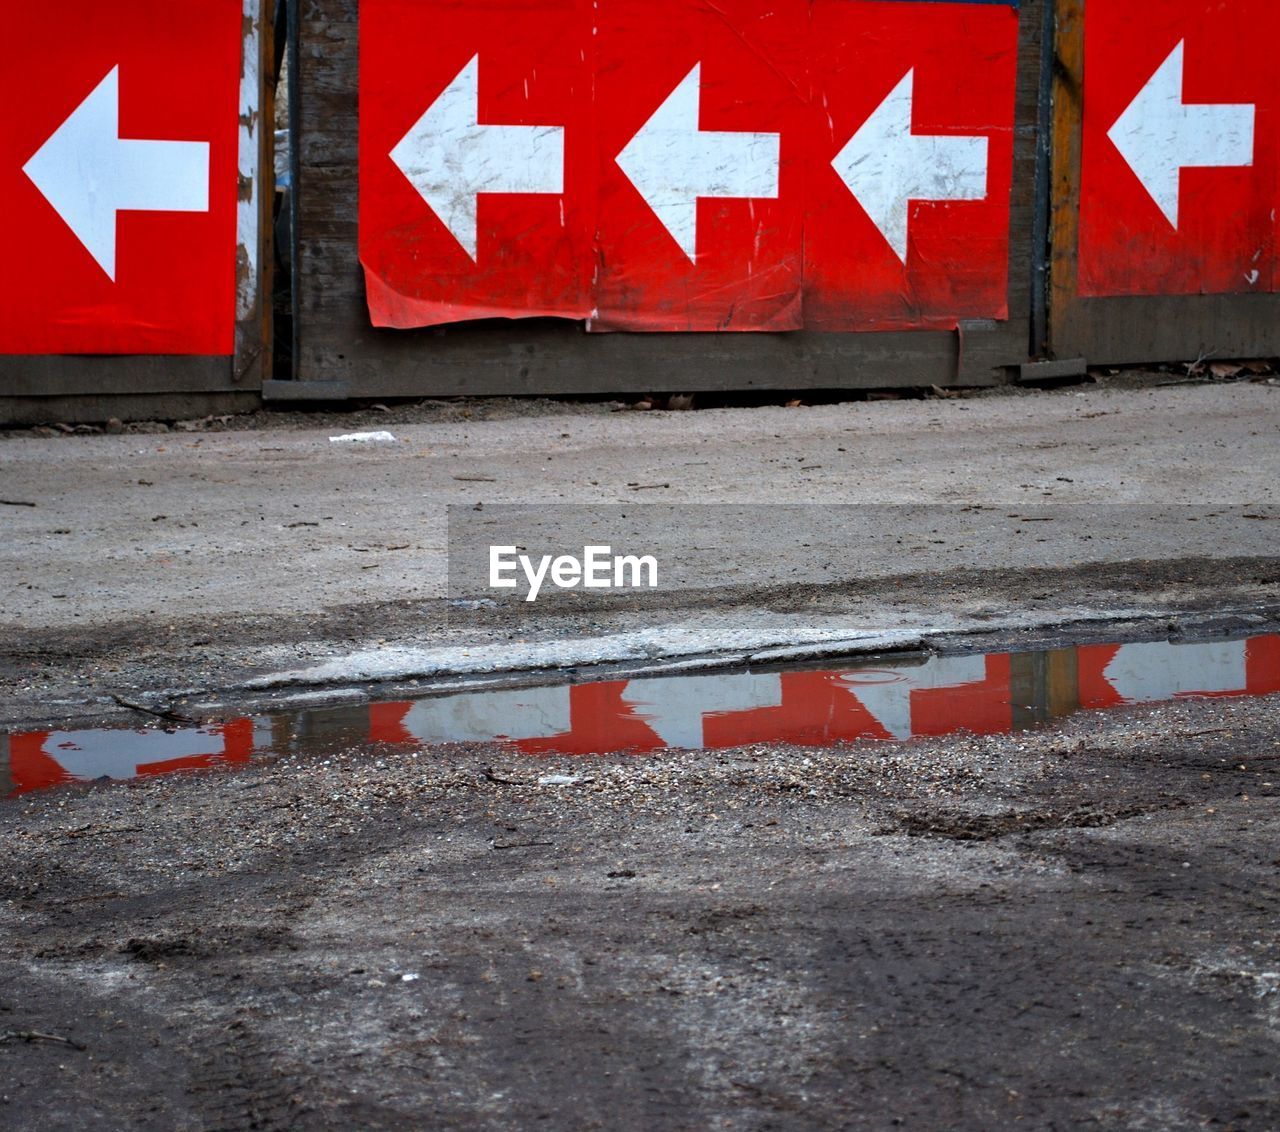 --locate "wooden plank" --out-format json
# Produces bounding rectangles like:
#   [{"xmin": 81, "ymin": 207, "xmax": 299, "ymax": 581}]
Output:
[
  {"xmin": 1005, "ymin": 0, "xmax": 1049, "ymax": 333},
  {"xmin": 1029, "ymin": 0, "xmax": 1056, "ymax": 356},
  {"xmin": 0, "ymin": 390, "xmax": 259, "ymax": 427},
  {"xmin": 1047, "ymin": 0, "xmax": 1084, "ymax": 358},
  {"xmin": 295, "ymin": 324, "xmax": 1015, "ymax": 397},
  {"xmin": 262, "ymin": 379, "xmax": 350, "ymax": 400},
  {"xmin": 0, "ymin": 357, "xmax": 241, "ymax": 399},
  {"xmin": 0, "ymin": 736, "xmax": 13, "ymax": 801},
  {"xmin": 1057, "ymin": 293, "xmax": 1280, "ymax": 366},
  {"xmin": 233, "ymin": 0, "xmax": 273, "ymax": 388},
  {"xmin": 294, "ymin": 0, "xmax": 1046, "ymax": 397}
]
